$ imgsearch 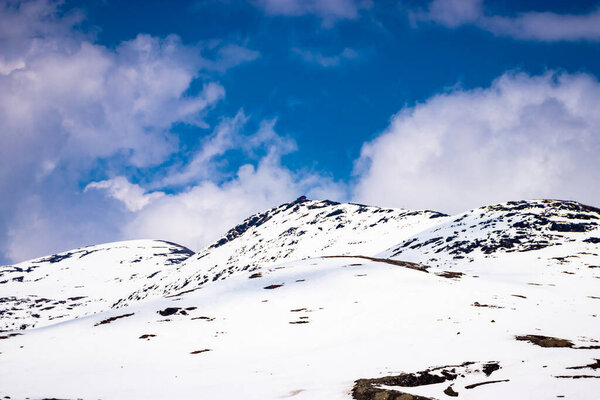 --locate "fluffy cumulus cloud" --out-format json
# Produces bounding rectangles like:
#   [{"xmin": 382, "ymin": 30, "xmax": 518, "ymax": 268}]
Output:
[
  {"xmin": 417, "ymin": 0, "xmax": 600, "ymax": 41},
  {"xmin": 0, "ymin": 0, "xmax": 265, "ymax": 262},
  {"xmin": 0, "ymin": 0, "xmax": 342, "ymax": 263},
  {"xmin": 353, "ymin": 72, "xmax": 600, "ymax": 213}
]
